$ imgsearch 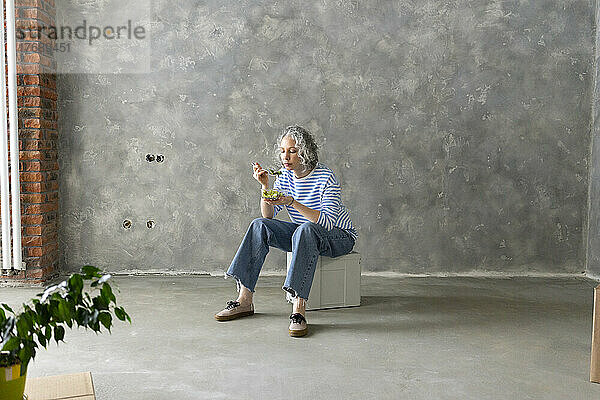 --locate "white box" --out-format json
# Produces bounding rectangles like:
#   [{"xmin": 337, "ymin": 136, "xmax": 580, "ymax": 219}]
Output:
[{"xmin": 286, "ymin": 251, "xmax": 361, "ymax": 311}]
